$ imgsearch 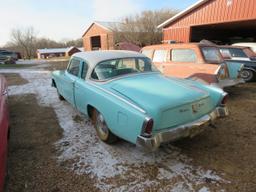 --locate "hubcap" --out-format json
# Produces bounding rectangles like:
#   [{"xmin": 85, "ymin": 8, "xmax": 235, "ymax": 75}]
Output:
[
  {"xmin": 241, "ymin": 70, "xmax": 252, "ymax": 81},
  {"xmin": 96, "ymin": 113, "xmax": 109, "ymax": 140}
]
